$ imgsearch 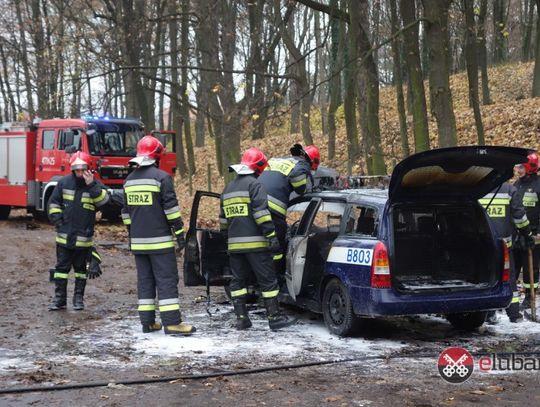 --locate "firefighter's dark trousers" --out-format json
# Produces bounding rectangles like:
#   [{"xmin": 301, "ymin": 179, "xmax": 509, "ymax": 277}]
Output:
[
  {"xmin": 135, "ymin": 252, "xmax": 181, "ymax": 327},
  {"xmin": 53, "ymin": 245, "xmax": 89, "ymax": 281},
  {"xmin": 229, "ymin": 251, "xmax": 279, "ymax": 300},
  {"xmin": 271, "ymin": 213, "xmax": 288, "ymax": 274},
  {"xmin": 514, "ymin": 244, "xmax": 540, "ymax": 292},
  {"xmin": 506, "ymin": 249, "xmax": 520, "ymax": 319}
]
